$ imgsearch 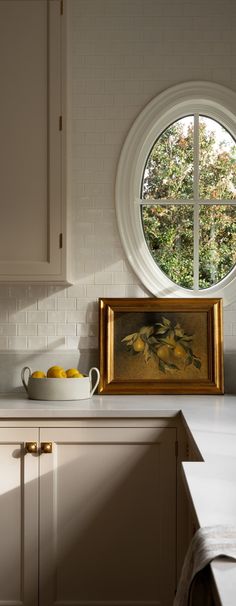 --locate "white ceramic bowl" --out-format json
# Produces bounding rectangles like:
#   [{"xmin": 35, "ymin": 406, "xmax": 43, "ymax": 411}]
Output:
[{"xmin": 21, "ymin": 366, "xmax": 100, "ymax": 401}]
